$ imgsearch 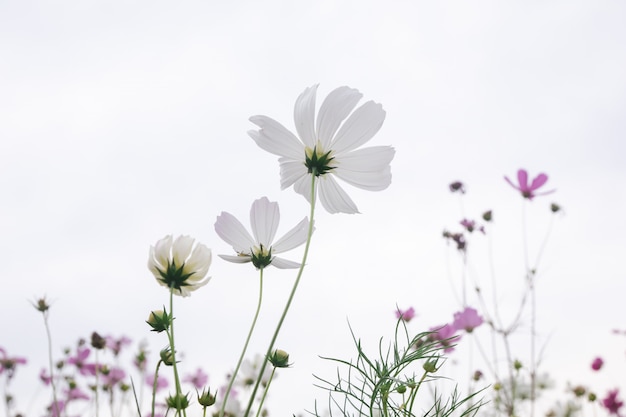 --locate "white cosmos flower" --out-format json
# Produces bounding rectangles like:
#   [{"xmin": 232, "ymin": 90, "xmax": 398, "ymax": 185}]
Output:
[
  {"xmin": 248, "ymin": 84, "xmax": 395, "ymax": 214},
  {"xmin": 148, "ymin": 235, "xmax": 212, "ymax": 297},
  {"xmin": 214, "ymin": 197, "xmax": 309, "ymax": 269}
]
